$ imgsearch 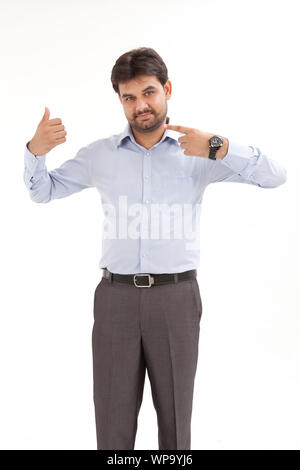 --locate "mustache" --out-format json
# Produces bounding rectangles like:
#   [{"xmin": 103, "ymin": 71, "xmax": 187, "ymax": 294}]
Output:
[{"xmin": 136, "ymin": 111, "xmax": 153, "ymax": 117}]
